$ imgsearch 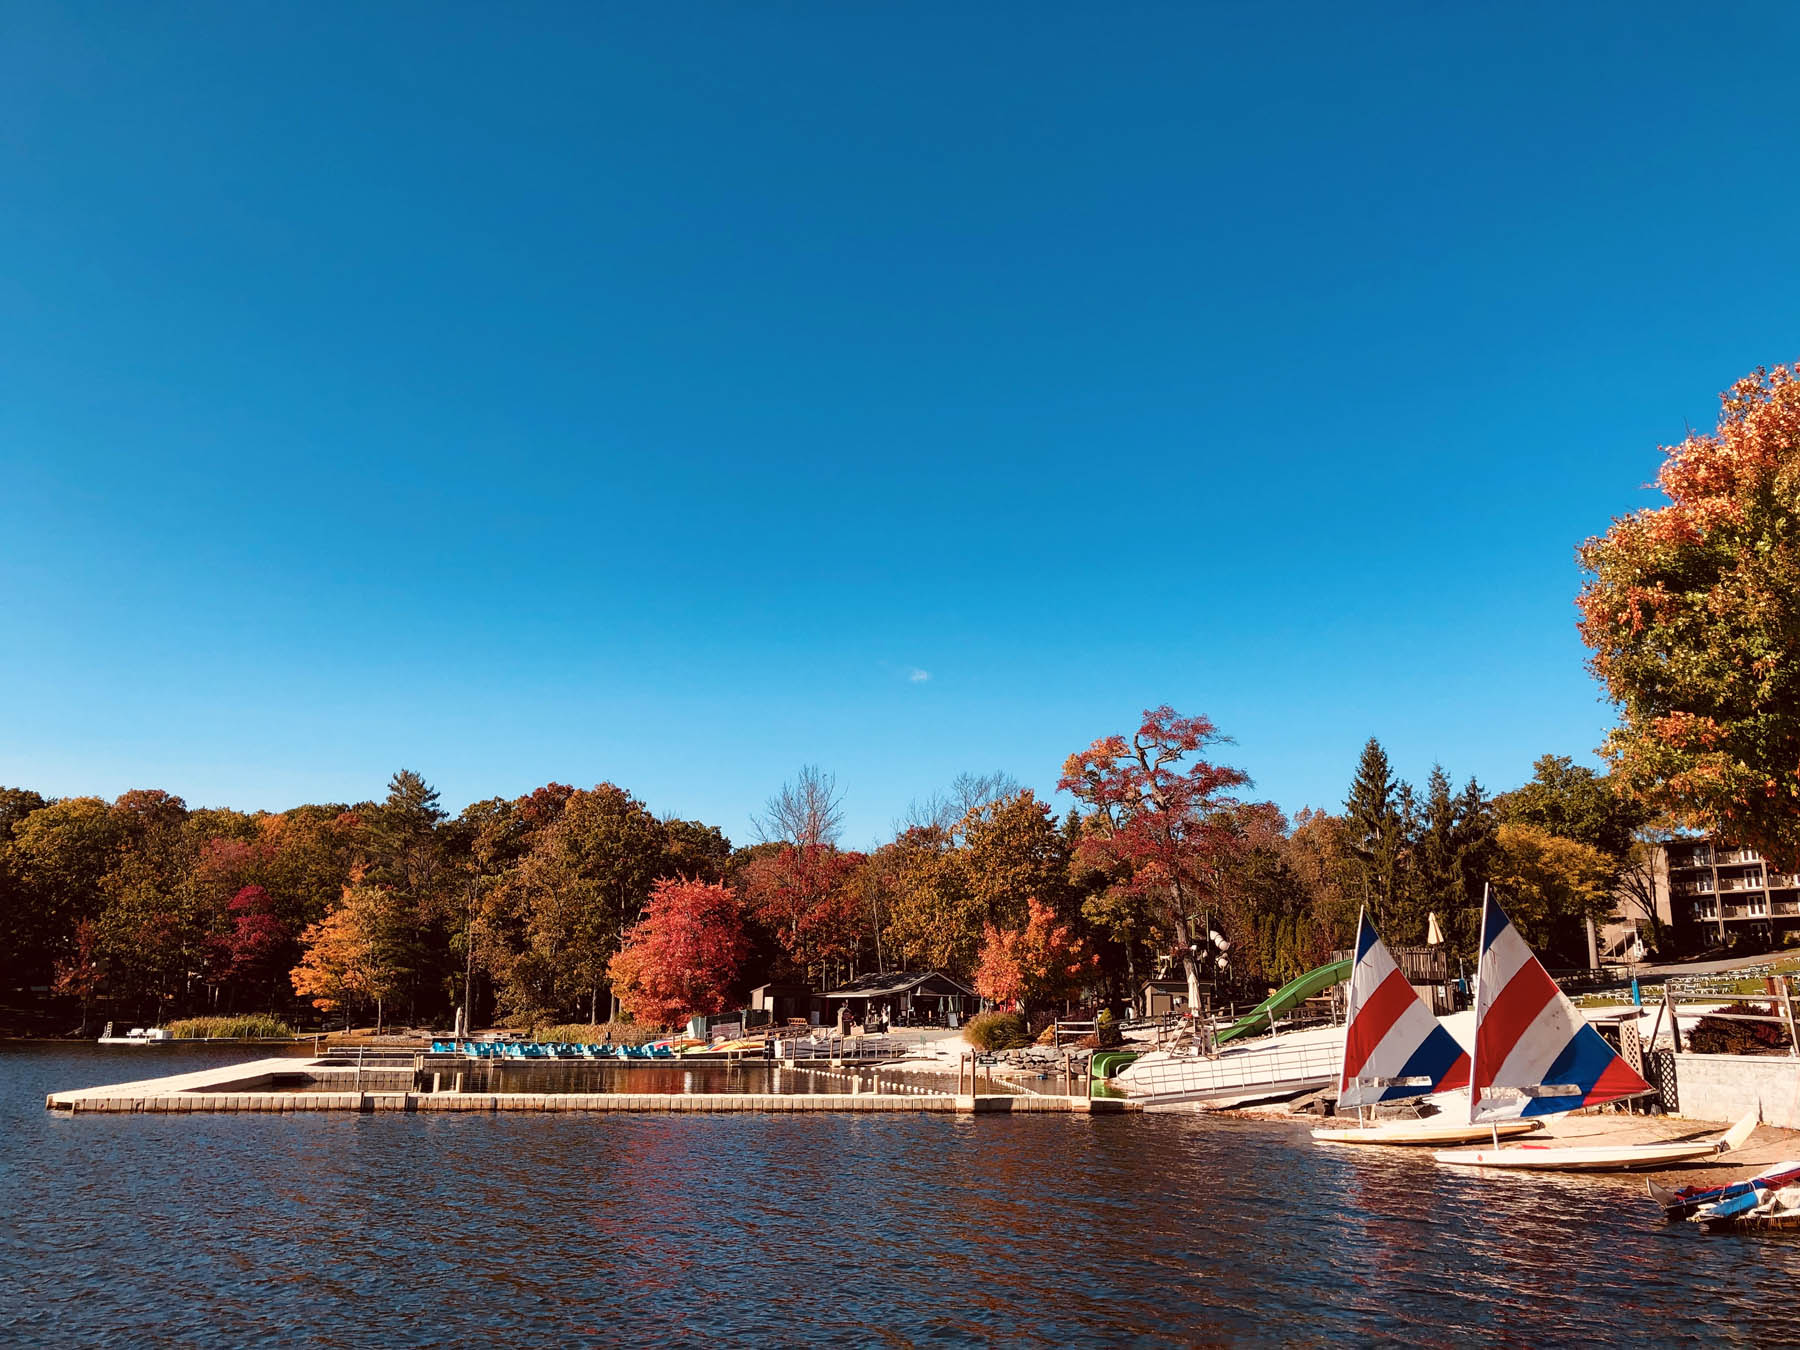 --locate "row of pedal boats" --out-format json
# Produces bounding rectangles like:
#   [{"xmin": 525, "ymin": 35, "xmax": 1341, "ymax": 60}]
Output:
[
  {"xmin": 1302, "ymin": 890, "xmax": 1773, "ymax": 1202},
  {"xmin": 430, "ymin": 1040, "xmax": 682, "ymax": 1059}
]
